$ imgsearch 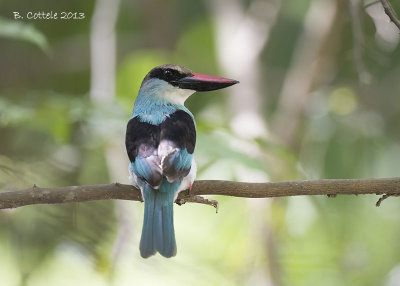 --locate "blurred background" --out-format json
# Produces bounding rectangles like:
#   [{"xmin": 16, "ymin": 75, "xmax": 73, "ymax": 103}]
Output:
[{"xmin": 1, "ymin": 0, "xmax": 400, "ymax": 285}]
